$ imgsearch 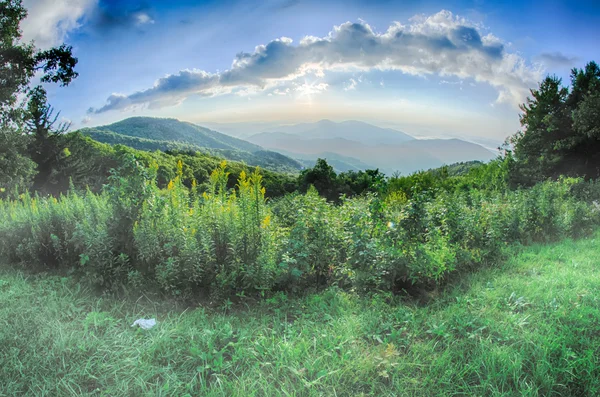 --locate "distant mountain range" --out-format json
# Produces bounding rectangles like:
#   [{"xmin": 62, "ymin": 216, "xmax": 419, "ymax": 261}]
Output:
[
  {"xmin": 80, "ymin": 117, "xmax": 496, "ymax": 176},
  {"xmin": 246, "ymin": 120, "xmax": 496, "ymax": 175},
  {"xmin": 260, "ymin": 119, "xmax": 415, "ymax": 145}
]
